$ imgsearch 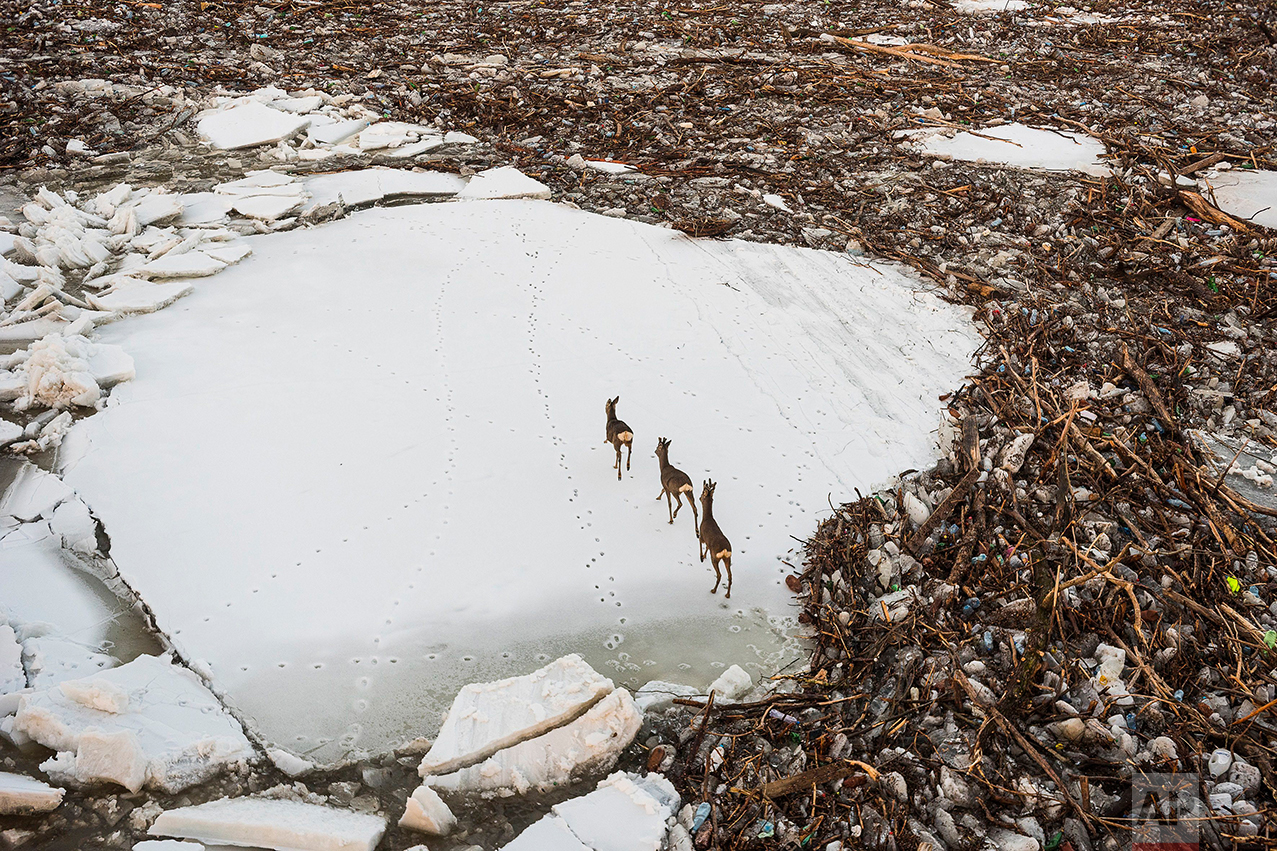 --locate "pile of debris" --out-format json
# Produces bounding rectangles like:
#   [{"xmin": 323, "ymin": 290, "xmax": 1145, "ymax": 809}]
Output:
[{"xmin": 655, "ymin": 246, "xmax": 1277, "ymax": 847}]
